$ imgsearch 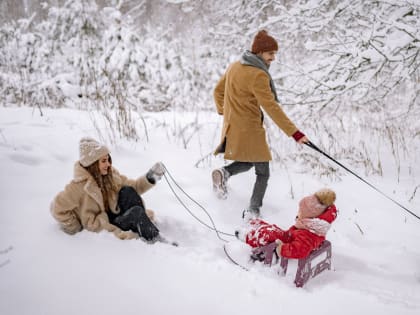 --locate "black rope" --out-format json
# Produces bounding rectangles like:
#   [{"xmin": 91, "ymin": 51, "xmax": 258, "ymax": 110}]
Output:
[
  {"xmin": 305, "ymin": 141, "xmax": 420, "ymax": 220},
  {"xmin": 223, "ymin": 244, "xmax": 249, "ymax": 271},
  {"xmin": 161, "ymin": 165, "xmax": 254, "ymax": 270},
  {"xmin": 162, "ymin": 164, "xmax": 236, "ymax": 242}
]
